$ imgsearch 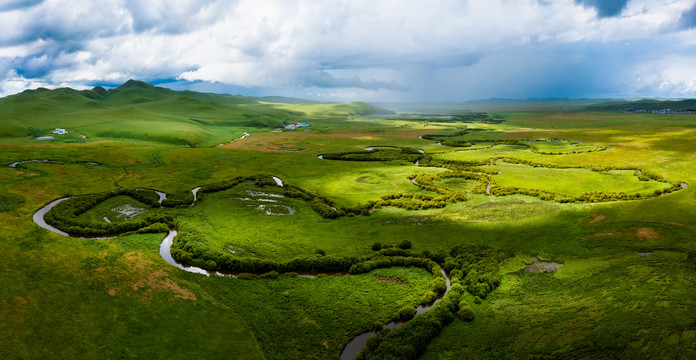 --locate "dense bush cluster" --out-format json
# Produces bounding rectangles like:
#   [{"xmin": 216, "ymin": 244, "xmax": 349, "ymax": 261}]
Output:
[
  {"xmin": 44, "ymin": 190, "xmax": 173, "ymax": 236},
  {"xmin": 449, "ymin": 244, "xmax": 501, "ymax": 299},
  {"xmin": 160, "ymin": 192, "xmax": 194, "ymax": 207},
  {"xmin": 636, "ymin": 170, "xmax": 668, "ymax": 183},
  {"xmin": 457, "ymin": 300, "xmax": 474, "ymax": 321},
  {"xmin": 373, "ymin": 192, "xmax": 449, "ymax": 210},
  {"xmin": 198, "ymin": 175, "xmax": 254, "ymax": 193},
  {"xmin": 283, "ymin": 184, "xmax": 352, "ymax": 218},
  {"xmin": 121, "ymin": 188, "xmax": 162, "ymax": 207},
  {"xmin": 489, "ymin": 184, "xmax": 575, "ymax": 203},
  {"xmin": 322, "ymin": 146, "xmax": 424, "ymax": 163},
  {"xmin": 349, "ymin": 256, "xmax": 442, "ymax": 276}
]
